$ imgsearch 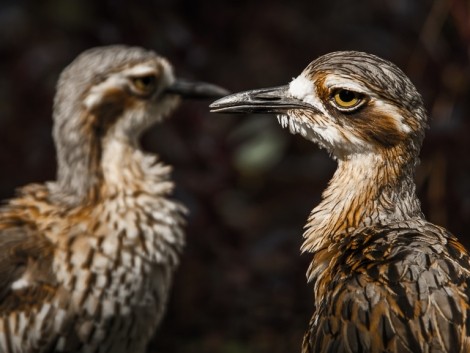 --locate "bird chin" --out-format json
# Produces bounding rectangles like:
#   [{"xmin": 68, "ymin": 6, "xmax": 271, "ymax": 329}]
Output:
[
  {"xmin": 276, "ymin": 113, "xmax": 326, "ymax": 148},
  {"xmin": 111, "ymin": 96, "xmax": 180, "ymax": 139},
  {"xmin": 145, "ymin": 95, "xmax": 181, "ymax": 126},
  {"xmin": 276, "ymin": 112, "xmax": 374, "ymax": 159},
  {"xmin": 157, "ymin": 93, "xmax": 181, "ymax": 115}
]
